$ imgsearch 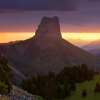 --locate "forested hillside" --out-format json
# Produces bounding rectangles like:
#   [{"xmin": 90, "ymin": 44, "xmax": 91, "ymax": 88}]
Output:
[{"xmin": 20, "ymin": 64, "xmax": 98, "ymax": 100}]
